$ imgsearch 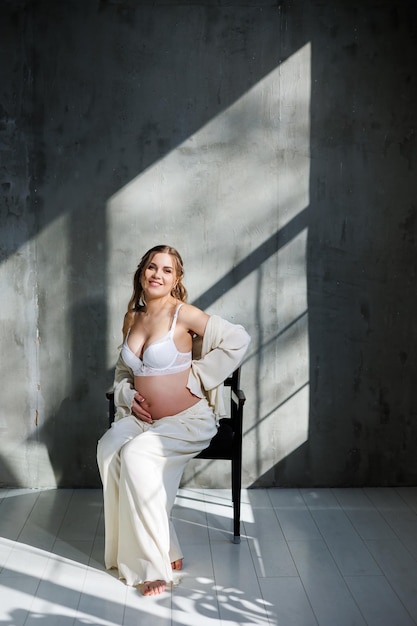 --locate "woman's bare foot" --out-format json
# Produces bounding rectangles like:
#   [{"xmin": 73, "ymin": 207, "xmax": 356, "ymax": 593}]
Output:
[
  {"xmin": 171, "ymin": 558, "xmax": 183, "ymax": 571},
  {"xmin": 142, "ymin": 580, "xmax": 166, "ymax": 596}
]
